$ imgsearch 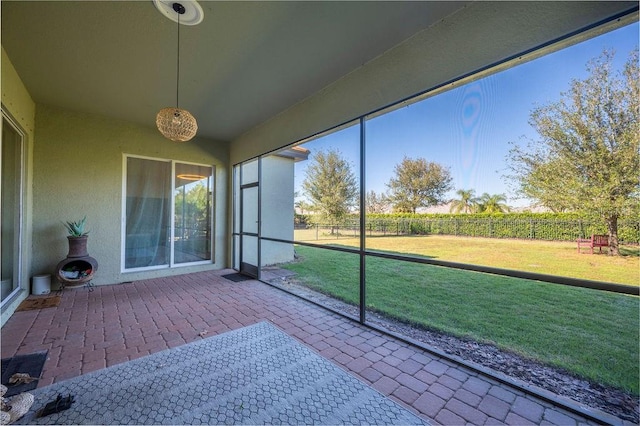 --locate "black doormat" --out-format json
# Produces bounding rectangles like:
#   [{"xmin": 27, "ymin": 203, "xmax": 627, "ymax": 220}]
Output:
[
  {"xmin": 221, "ymin": 273, "xmax": 254, "ymax": 282},
  {"xmin": 1, "ymin": 351, "xmax": 47, "ymax": 396}
]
